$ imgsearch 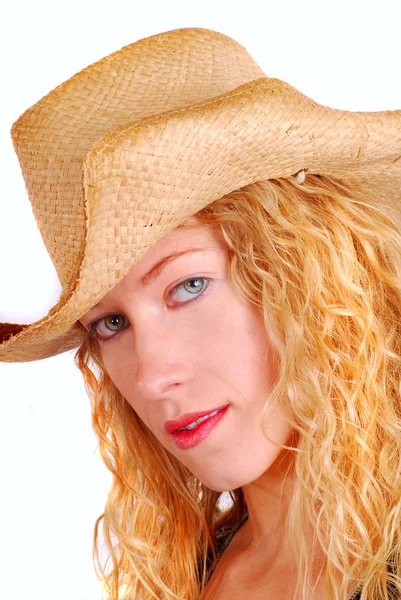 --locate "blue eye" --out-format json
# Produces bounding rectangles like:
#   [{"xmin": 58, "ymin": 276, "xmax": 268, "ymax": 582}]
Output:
[
  {"xmin": 89, "ymin": 314, "xmax": 127, "ymax": 341},
  {"xmin": 168, "ymin": 277, "xmax": 209, "ymax": 306},
  {"xmin": 88, "ymin": 277, "xmax": 210, "ymax": 340}
]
